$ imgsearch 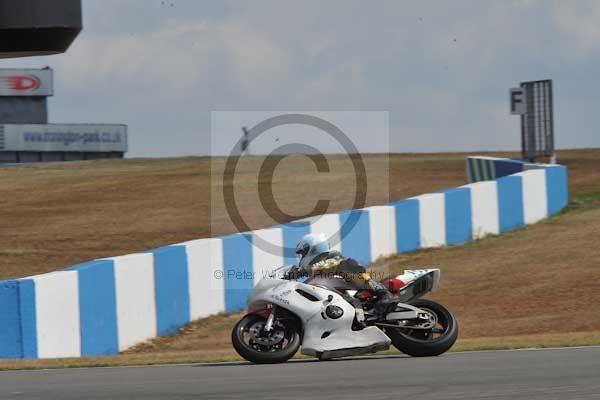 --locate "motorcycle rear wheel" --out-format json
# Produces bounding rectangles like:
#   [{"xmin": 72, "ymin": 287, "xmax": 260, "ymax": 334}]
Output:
[
  {"xmin": 385, "ymin": 298, "xmax": 458, "ymax": 357},
  {"xmin": 231, "ymin": 314, "xmax": 301, "ymax": 364}
]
